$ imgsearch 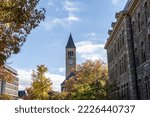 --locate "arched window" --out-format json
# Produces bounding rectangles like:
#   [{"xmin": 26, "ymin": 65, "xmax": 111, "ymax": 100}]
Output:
[
  {"xmin": 144, "ymin": 2, "xmax": 148, "ymax": 23},
  {"xmin": 68, "ymin": 51, "xmax": 73, "ymax": 57},
  {"xmin": 138, "ymin": 13, "xmax": 141, "ymax": 32},
  {"xmin": 141, "ymin": 42, "xmax": 146, "ymax": 63}
]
